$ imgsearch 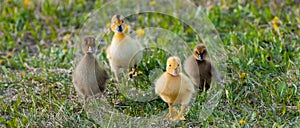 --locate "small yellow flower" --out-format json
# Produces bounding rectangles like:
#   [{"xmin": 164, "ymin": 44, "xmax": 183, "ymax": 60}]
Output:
[
  {"xmin": 239, "ymin": 119, "xmax": 246, "ymax": 125},
  {"xmin": 0, "ymin": 59, "xmax": 3, "ymax": 65},
  {"xmin": 24, "ymin": 0, "xmax": 32, "ymax": 6},
  {"xmin": 63, "ymin": 34, "xmax": 71, "ymax": 41},
  {"xmin": 135, "ymin": 29, "xmax": 145, "ymax": 38},
  {"xmin": 149, "ymin": 1, "xmax": 157, "ymax": 6},
  {"xmin": 297, "ymin": 18, "xmax": 300, "ymax": 23},
  {"xmin": 106, "ymin": 22, "xmax": 111, "ymax": 28},
  {"xmin": 272, "ymin": 16, "xmax": 279, "ymax": 23},
  {"xmin": 63, "ymin": 49, "xmax": 68, "ymax": 54},
  {"xmin": 138, "ymin": 71, "xmax": 143, "ymax": 75},
  {"xmin": 257, "ymin": 0, "xmax": 261, "ymax": 7},
  {"xmin": 125, "ymin": 25, "xmax": 130, "ymax": 33},
  {"xmin": 51, "ymin": 83, "xmax": 56, "ymax": 88},
  {"xmin": 238, "ymin": 72, "xmax": 247, "ymax": 79},
  {"xmin": 272, "ymin": 16, "xmax": 280, "ymax": 35}
]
